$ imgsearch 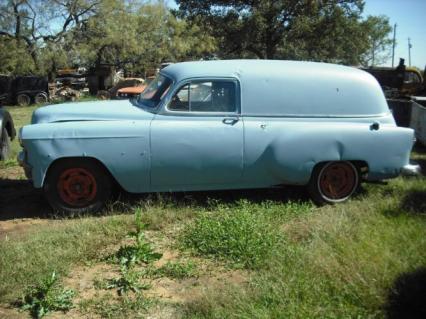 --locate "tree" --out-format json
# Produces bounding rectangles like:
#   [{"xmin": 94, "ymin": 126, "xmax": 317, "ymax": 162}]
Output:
[
  {"xmin": 360, "ymin": 15, "xmax": 393, "ymax": 66},
  {"xmin": 175, "ymin": 0, "xmax": 392, "ymax": 65},
  {"xmin": 0, "ymin": 0, "xmax": 100, "ymax": 73},
  {"xmin": 72, "ymin": 0, "xmax": 216, "ymax": 74}
]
